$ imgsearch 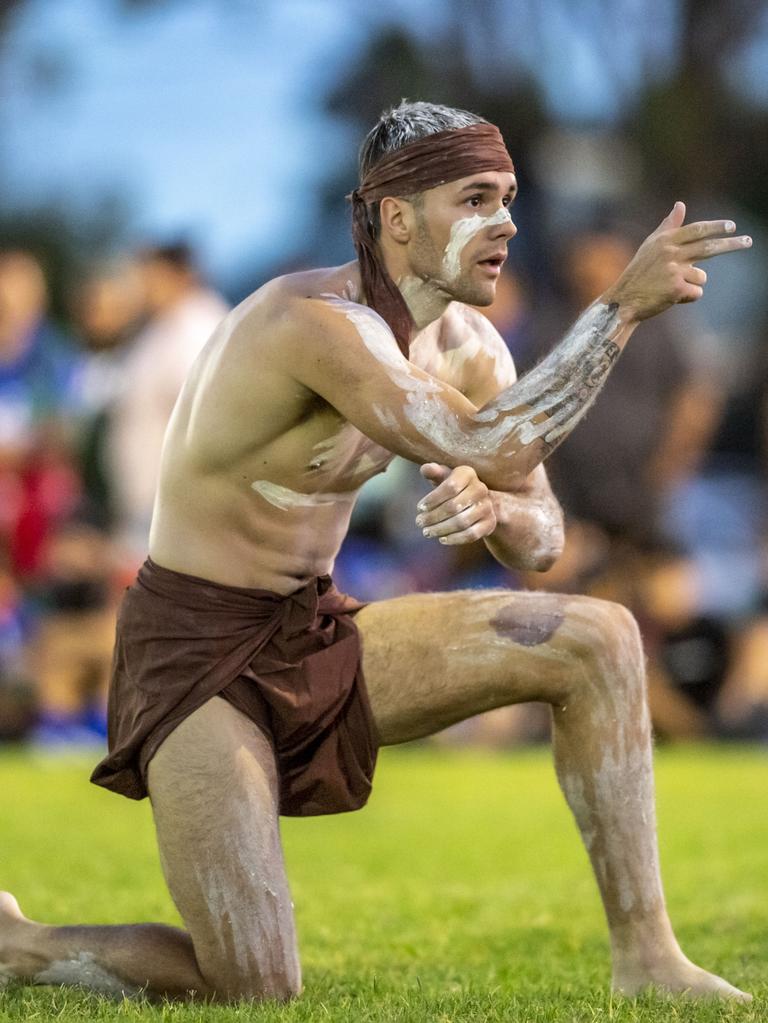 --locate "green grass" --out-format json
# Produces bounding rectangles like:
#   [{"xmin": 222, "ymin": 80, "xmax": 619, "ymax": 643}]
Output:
[{"xmin": 0, "ymin": 742, "xmax": 766, "ymax": 1021}]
